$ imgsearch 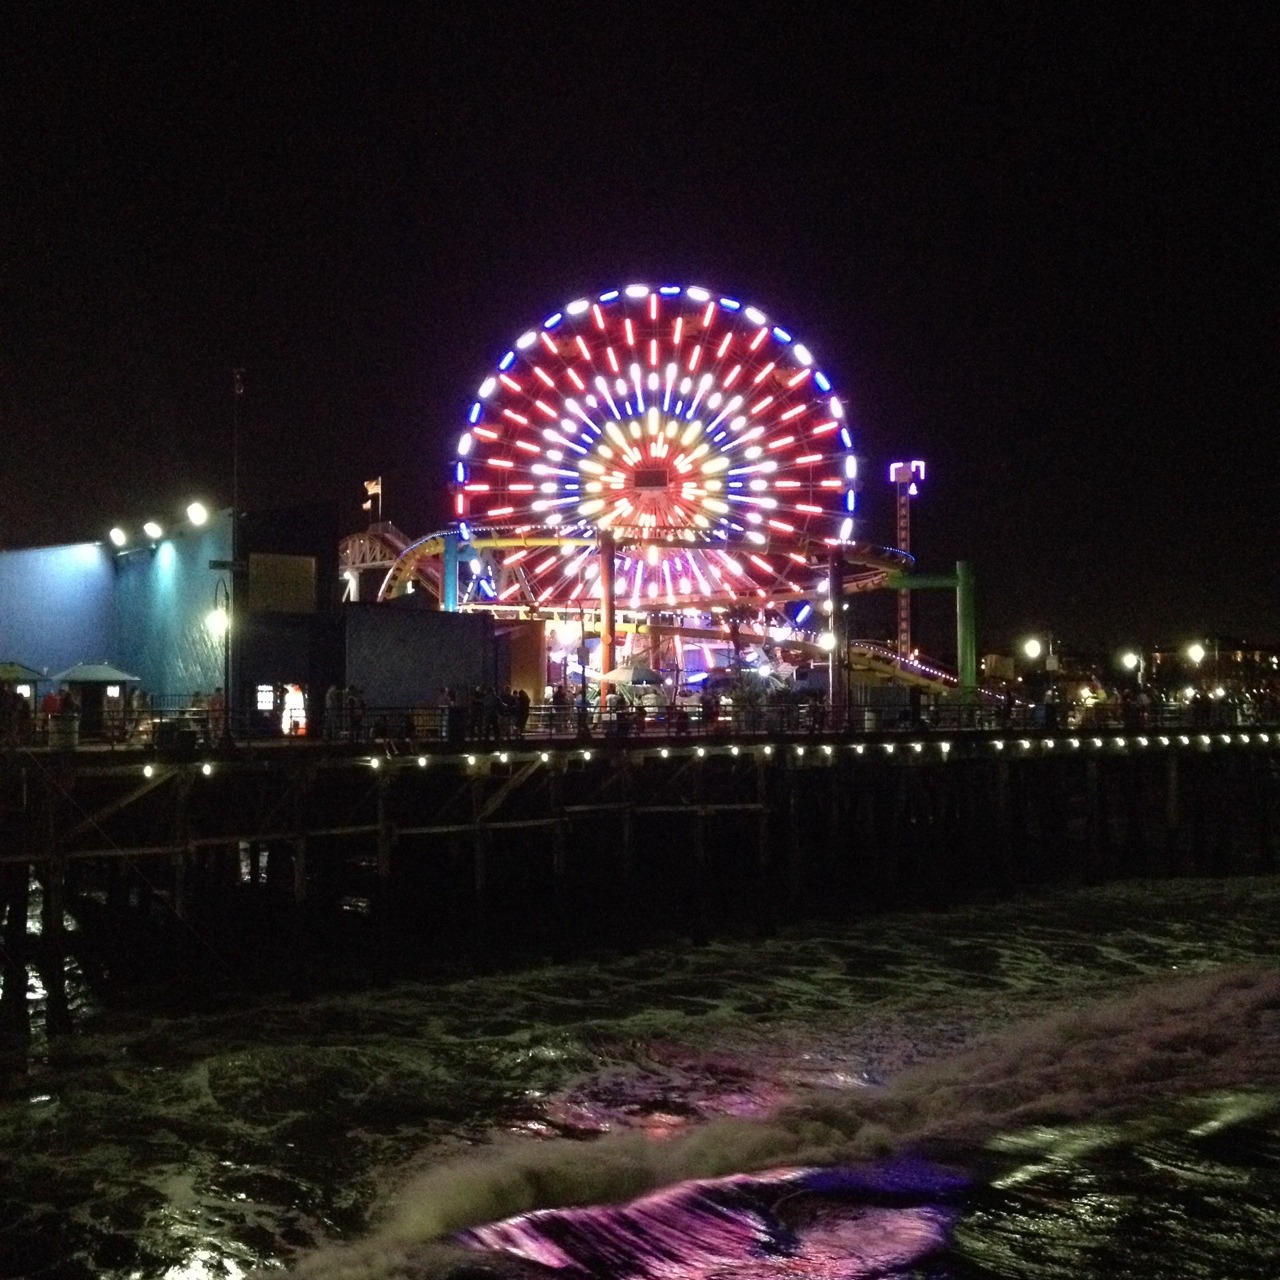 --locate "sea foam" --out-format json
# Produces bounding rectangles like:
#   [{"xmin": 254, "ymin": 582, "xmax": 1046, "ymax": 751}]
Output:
[{"xmin": 281, "ymin": 964, "xmax": 1280, "ymax": 1278}]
